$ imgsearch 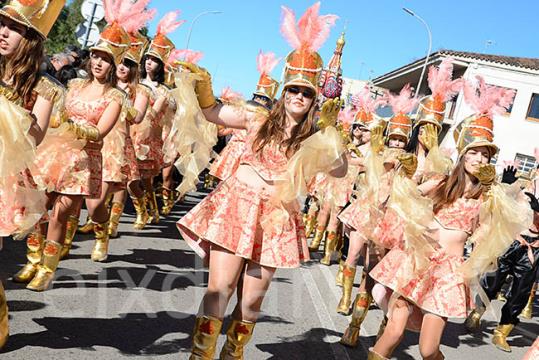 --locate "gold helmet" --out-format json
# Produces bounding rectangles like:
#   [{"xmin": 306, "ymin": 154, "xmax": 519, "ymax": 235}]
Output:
[
  {"xmin": 415, "ymin": 95, "xmax": 446, "ymax": 131},
  {"xmin": 125, "ymin": 31, "xmax": 149, "ymax": 64},
  {"xmin": 0, "ymin": 0, "xmax": 65, "ymax": 39},
  {"xmin": 387, "ymin": 113, "xmax": 413, "ymax": 140},
  {"xmin": 90, "ymin": 22, "xmax": 130, "ymax": 65},
  {"xmin": 146, "ymin": 11, "xmax": 184, "ymax": 63},
  {"xmin": 254, "ymin": 51, "xmax": 281, "ymax": 100},
  {"xmin": 280, "ymin": 3, "xmax": 338, "ymax": 92}
]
